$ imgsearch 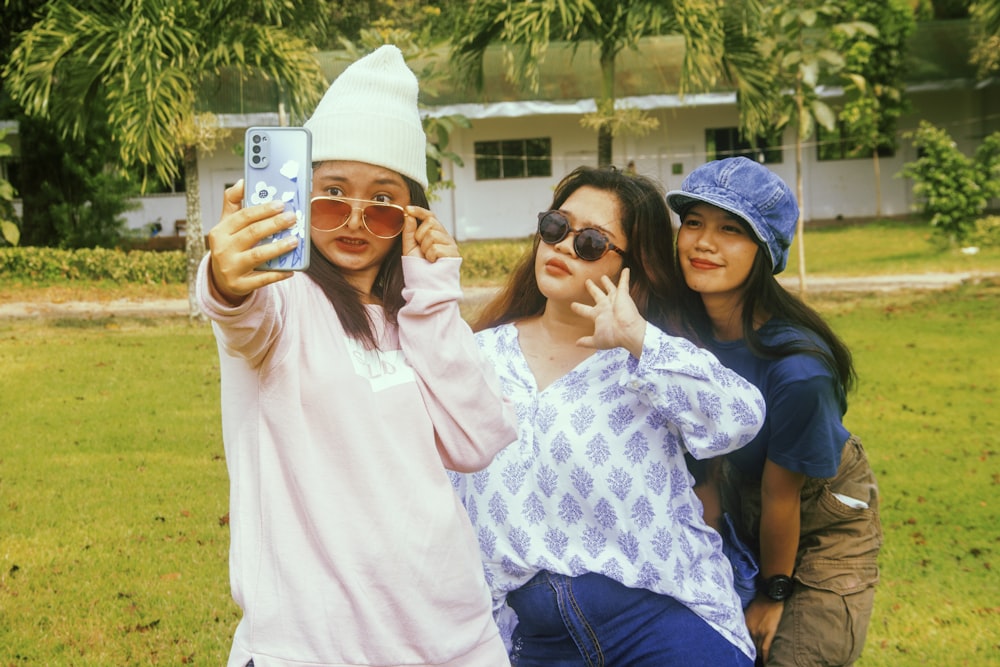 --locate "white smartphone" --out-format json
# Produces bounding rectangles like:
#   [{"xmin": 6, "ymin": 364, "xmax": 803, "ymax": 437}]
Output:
[{"xmin": 244, "ymin": 126, "xmax": 312, "ymax": 271}]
